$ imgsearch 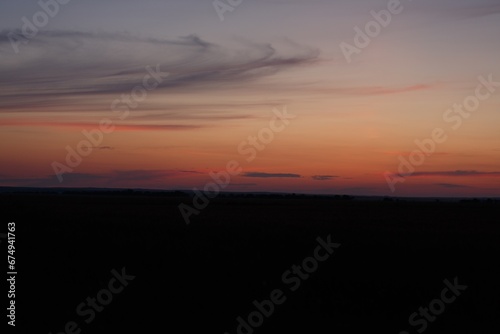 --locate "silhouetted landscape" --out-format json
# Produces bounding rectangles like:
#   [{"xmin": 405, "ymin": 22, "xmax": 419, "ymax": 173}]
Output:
[
  {"xmin": 2, "ymin": 1, "xmax": 500, "ymax": 333},
  {"xmin": 3, "ymin": 188, "xmax": 499, "ymax": 333}
]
